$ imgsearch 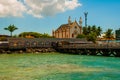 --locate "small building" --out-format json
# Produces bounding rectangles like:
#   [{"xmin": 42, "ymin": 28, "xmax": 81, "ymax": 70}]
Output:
[
  {"xmin": 0, "ymin": 35, "xmax": 10, "ymax": 41},
  {"xmin": 115, "ymin": 29, "xmax": 120, "ymax": 40},
  {"xmin": 0, "ymin": 35, "xmax": 10, "ymax": 38},
  {"xmin": 52, "ymin": 16, "xmax": 82, "ymax": 38}
]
